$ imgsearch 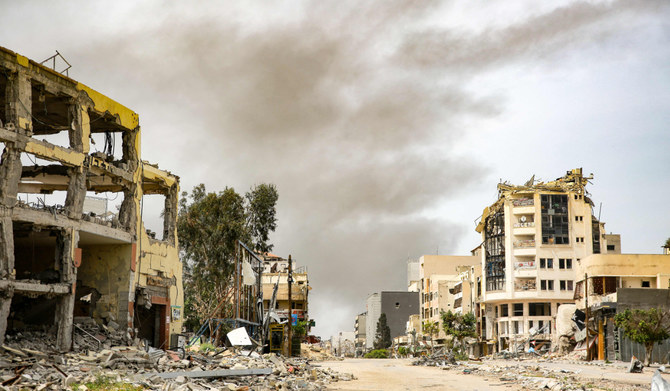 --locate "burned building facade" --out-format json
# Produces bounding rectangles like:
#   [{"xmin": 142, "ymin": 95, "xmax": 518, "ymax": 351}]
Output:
[{"xmin": 0, "ymin": 47, "xmax": 182, "ymax": 351}]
